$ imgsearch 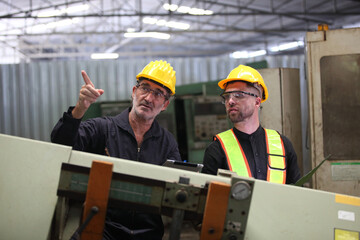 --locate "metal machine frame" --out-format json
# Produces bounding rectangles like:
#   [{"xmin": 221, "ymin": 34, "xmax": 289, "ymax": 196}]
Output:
[{"xmin": 306, "ymin": 28, "xmax": 360, "ymax": 196}]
